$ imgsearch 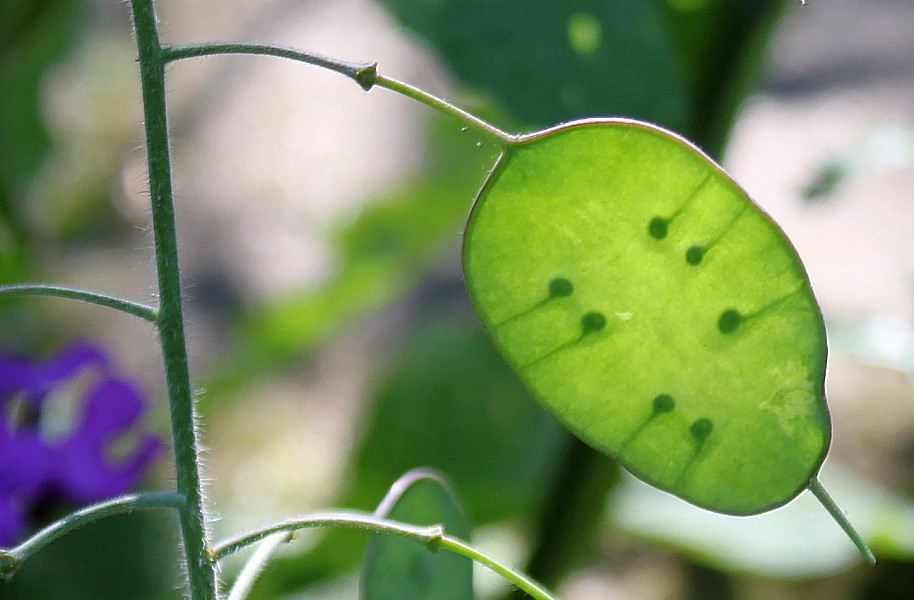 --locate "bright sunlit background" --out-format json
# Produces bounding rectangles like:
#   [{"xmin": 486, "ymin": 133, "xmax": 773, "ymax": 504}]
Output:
[{"xmin": 2, "ymin": 0, "xmax": 914, "ymax": 599}]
